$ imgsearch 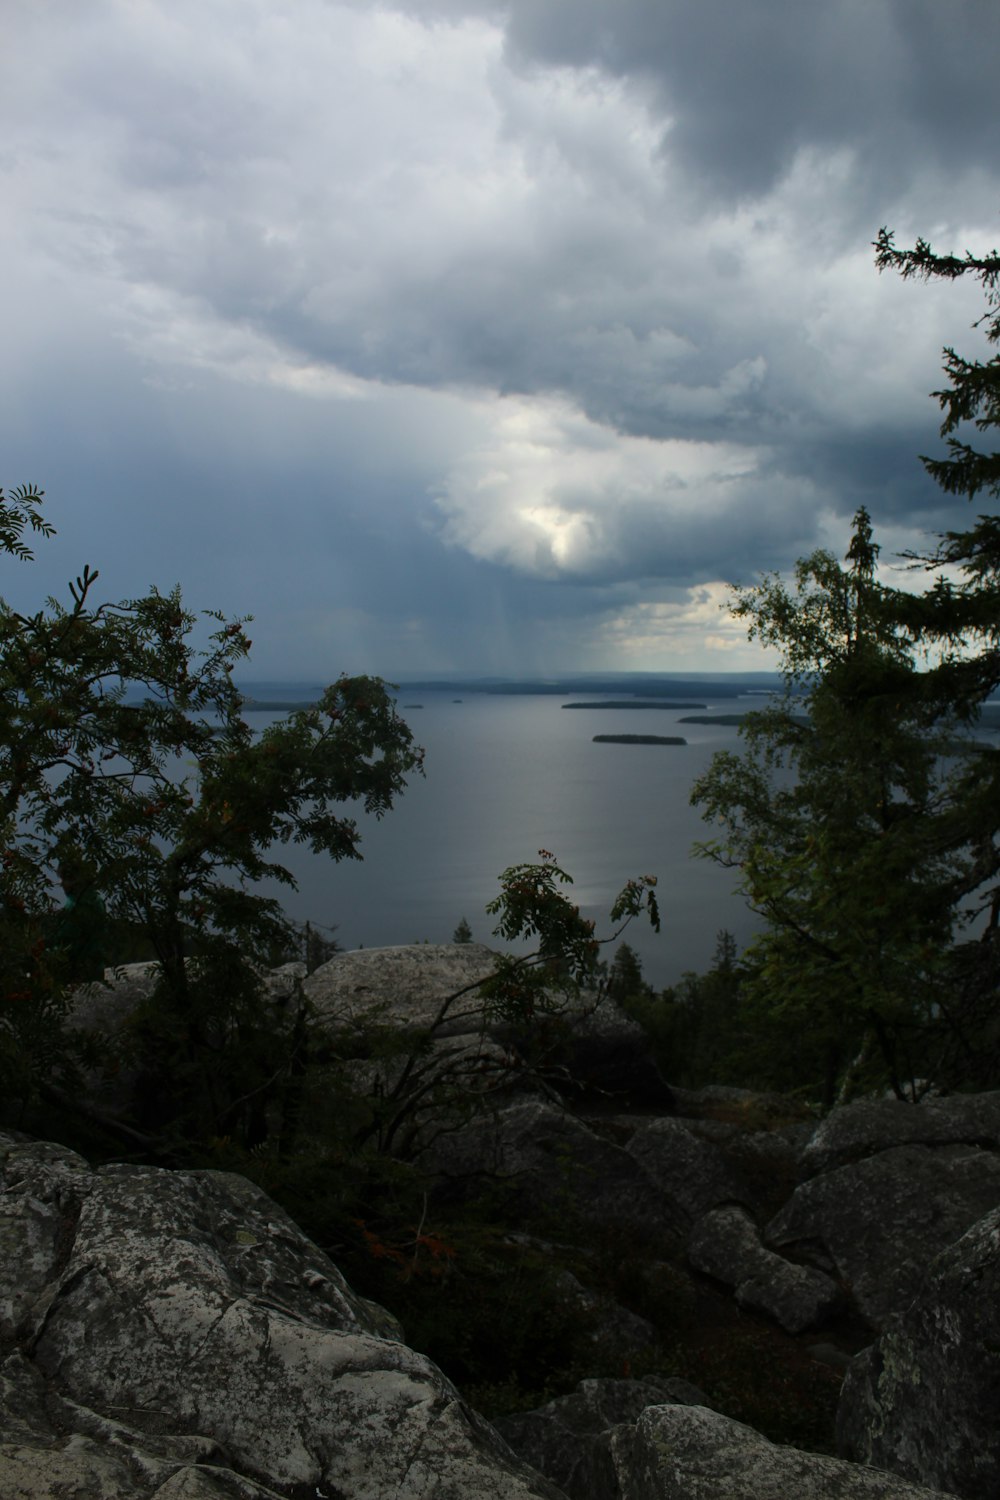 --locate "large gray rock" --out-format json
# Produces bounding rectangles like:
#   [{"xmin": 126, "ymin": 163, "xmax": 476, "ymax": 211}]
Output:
[
  {"xmin": 0, "ymin": 1134, "xmax": 564, "ymax": 1500},
  {"xmin": 610, "ymin": 1404, "xmax": 959, "ymax": 1500},
  {"xmin": 70, "ymin": 947, "xmax": 672, "ymax": 1145},
  {"xmin": 0, "ymin": 1349, "xmax": 287, "ymax": 1499},
  {"xmin": 495, "ymin": 1376, "xmax": 708, "ymax": 1500},
  {"xmin": 67, "ymin": 960, "xmax": 310, "ymax": 1125},
  {"xmin": 502, "ymin": 996, "xmax": 675, "ymax": 1110},
  {"xmin": 304, "ymin": 942, "xmax": 500, "ymax": 1038},
  {"xmin": 549, "ymin": 1269, "xmax": 661, "ymax": 1361},
  {"xmin": 837, "ymin": 1208, "xmax": 1000, "ymax": 1500},
  {"xmin": 688, "ymin": 1205, "xmax": 841, "ymax": 1334},
  {"xmin": 766, "ymin": 1143, "xmax": 1000, "ymax": 1328},
  {"xmin": 799, "ymin": 1093, "xmax": 1000, "ymax": 1177},
  {"xmin": 424, "ymin": 1098, "xmax": 686, "ymax": 1243},
  {"xmin": 308, "ymin": 947, "xmax": 673, "ymax": 1109},
  {"xmin": 627, "ymin": 1117, "xmax": 751, "ymax": 1219}
]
